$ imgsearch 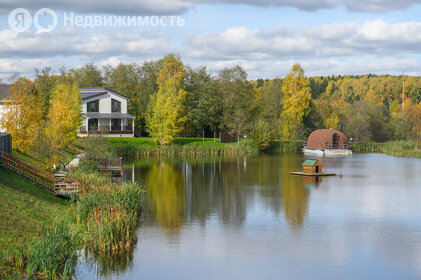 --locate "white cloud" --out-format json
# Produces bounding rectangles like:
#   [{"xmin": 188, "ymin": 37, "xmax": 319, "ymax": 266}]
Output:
[
  {"xmin": 1, "ymin": 0, "xmax": 421, "ymax": 15},
  {"xmin": 2, "ymin": 18, "xmax": 421, "ymax": 79},
  {"xmin": 0, "ymin": 28, "xmax": 175, "ymax": 58},
  {"xmin": 185, "ymin": 19, "xmax": 421, "ymax": 61}
]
